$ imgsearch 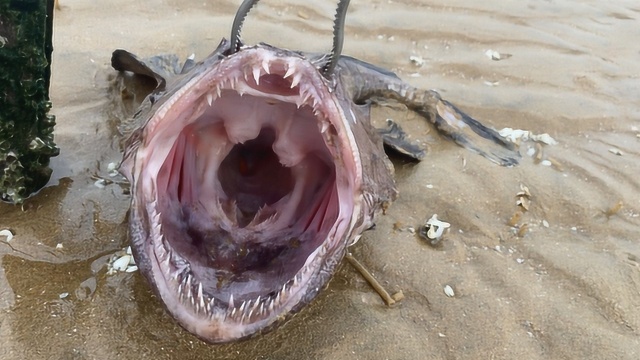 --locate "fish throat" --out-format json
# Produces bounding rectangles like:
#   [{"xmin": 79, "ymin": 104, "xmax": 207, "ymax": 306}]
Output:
[{"xmin": 134, "ymin": 47, "xmax": 359, "ymax": 339}]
